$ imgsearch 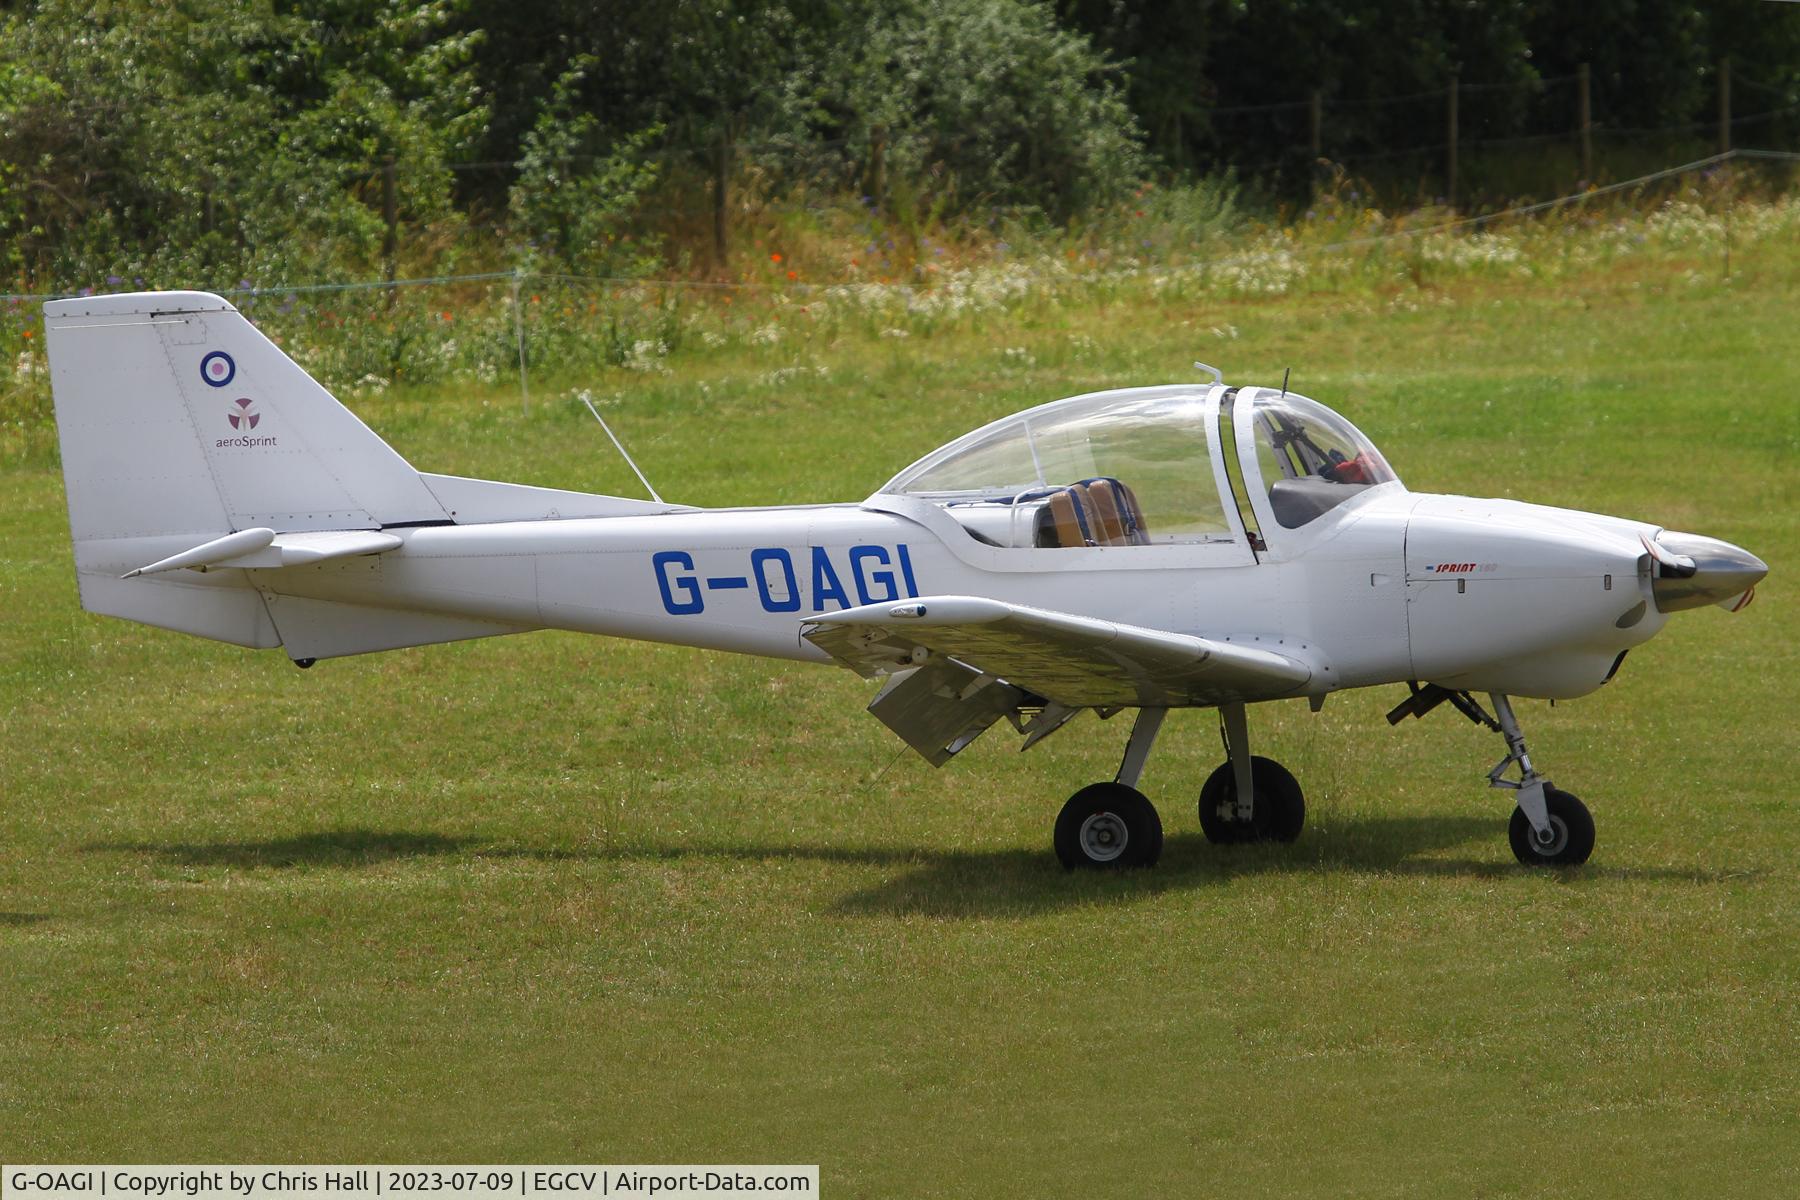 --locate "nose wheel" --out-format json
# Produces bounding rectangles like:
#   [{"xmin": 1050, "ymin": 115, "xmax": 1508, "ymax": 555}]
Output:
[
  {"xmin": 1507, "ymin": 785, "xmax": 1595, "ymax": 866},
  {"xmin": 1484, "ymin": 693, "xmax": 1596, "ymax": 867}
]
